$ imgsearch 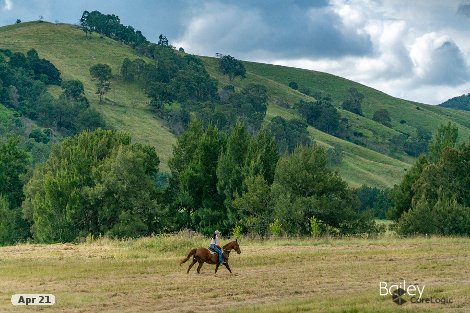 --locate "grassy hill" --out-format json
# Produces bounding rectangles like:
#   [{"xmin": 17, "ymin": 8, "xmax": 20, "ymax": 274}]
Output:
[{"xmin": 2, "ymin": 21, "xmax": 470, "ymax": 187}]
